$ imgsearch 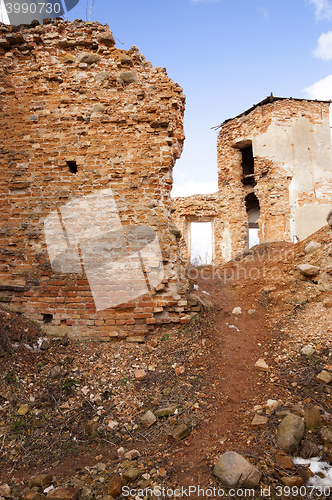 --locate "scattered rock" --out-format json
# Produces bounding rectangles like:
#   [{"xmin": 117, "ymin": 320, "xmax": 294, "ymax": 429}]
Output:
[
  {"xmin": 251, "ymin": 414, "xmax": 268, "ymax": 428},
  {"xmin": 17, "ymin": 404, "xmax": 30, "ymax": 416},
  {"xmin": 254, "ymin": 359, "xmax": 269, "ymax": 372},
  {"xmin": 304, "ymin": 406, "xmax": 322, "ymax": 429},
  {"xmin": 0, "ymin": 485, "xmax": 11, "ymax": 498},
  {"xmin": 323, "ymin": 298, "xmax": 332, "ymax": 308},
  {"xmin": 281, "ymin": 476, "xmax": 304, "ymax": 487},
  {"xmin": 134, "ymin": 369, "xmax": 147, "ymax": 381},
  {"xmin": 122, "ymin": 469, "xmax": 141, "ymax": 483},
  {"xmin": 299, "ymin": 439, "xmax": 320, "ymax": 458},
  {"xmin": 107, "ymin": 420, "xmax": 119, "ymax": 431},
  {"xmin": 265, "ymin": 399, "xmax": 279, "ymax": 414},
  {"xmin": 232, "ymin": 307, "xmax": 242, "ymax": 315},
  {"xmin": 320, "ymin": 427, "xmax": 332, "ymax": 444},
  {"xmin": 248, "ymin": 309, "xmax": 256, "ymax": 315},
  {"xmin": 124, "ymin": 449, "xmax": 140, "ymax": 460},
  {"xmin": 277, "ymin": 414, "xmax": 305, "ymax": 453},
  {"xmin": 169, "ymin": 423, "xmax": 190, "ymax": 441},
  {"xmin": 107, "ymin": 475, "xmax": 121, "ymax": 497},
  {"xmin": 316, "ymin": 370, "xmax": 332, "ymax": 384},
  {"xmin": 28, "ymin": 475, "xmax": 53, "ymax": 488},
  {"xmin": 275, "ymin": 452, "xmax": 293, "ymax": 470},
  {"xmin": 91, "ymin": 103, "xmax": 105, "ymax": 113},
  {"xmin": 304, "ymin": 241, "xmax": 321, "ymax": 254},
  {"xmin": 117, "ymin": 447, "xmax": 125, "ymax": 459},
  {"xmin": 298, "ymin": 264, "xmax": 320, "ymax": 276},
  {"xmin": 63, "ymin": 55, "xmax": 75, "ymax": 64},
  {"xmin": 155, "ymin": 405, "xmax": 177, "ymax": 417},
  {"xmin": 213, "ymin": 451, "xmax": 262, "ymax": 488},
  {"xmin": 140, "ymin": 410, "xmax": 156, "ymax": 428},
  {"xmin": 301, "ymin": 345, "xmax": 315, "ymax": 356},
  {"xmin": 46, "ymin": 488, "xmax": 79, "ymax": 500}
]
